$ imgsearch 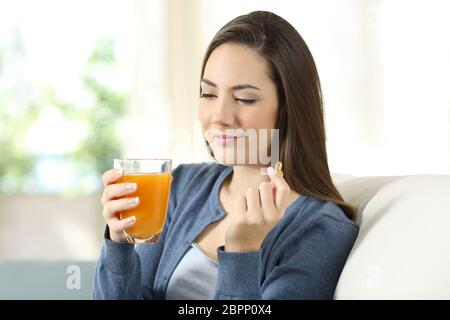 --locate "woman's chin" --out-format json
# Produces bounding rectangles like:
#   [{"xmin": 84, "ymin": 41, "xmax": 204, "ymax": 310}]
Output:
[
  {"xmin": 212, "ymin": 153, "xmax": 237, "ymax": 166},
  {"xmin": 212, "ymin": 153, "xmax": 253, "ymax": 166},
  {"xmin": 211, "ymin": 146, "xmax": 240, "ymax": 165}
]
